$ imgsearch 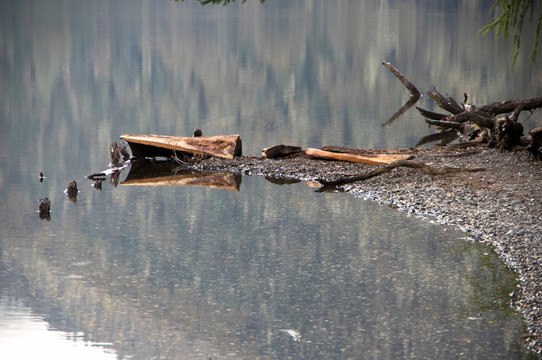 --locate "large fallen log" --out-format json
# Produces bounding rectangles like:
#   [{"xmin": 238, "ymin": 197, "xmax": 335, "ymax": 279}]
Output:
[
  {"xmin": 120, "ymin": 134, "xmax": 242, "ymax": 159},
  {"xmin": 305, "ymin": 148, "xmax": 413, "ymax": 165}
]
